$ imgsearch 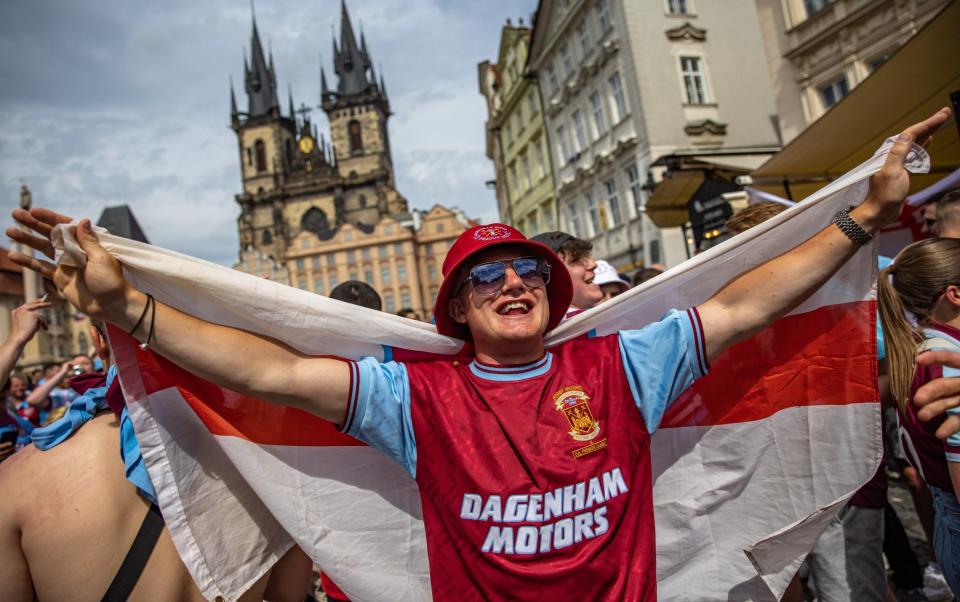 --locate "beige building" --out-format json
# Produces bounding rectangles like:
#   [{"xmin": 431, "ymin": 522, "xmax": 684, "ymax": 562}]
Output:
[
  {"xmin": 528, "ymin": 0, "xmax": 782, "ymax": 267},
  {"xmin": 232, "ymin": 3, "xmax": 475, "ymax": 318},
  {"xmin": 478, "ymin": 19, "xmax": 559, "ymax": 237},
  {"xmin": 755, "ymin": 0, "xmax": 949, "ymax": 144}
]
